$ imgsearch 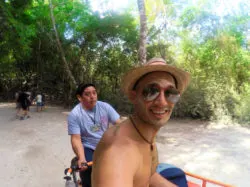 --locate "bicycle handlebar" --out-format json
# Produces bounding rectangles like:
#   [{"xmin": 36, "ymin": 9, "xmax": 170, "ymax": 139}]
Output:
[
  {"xmin": 78, "ymin": 161, "xmax": 93, "ymax": 170},
  {"xmin": 65, "ymin": 161, "xmax": 93, "ymax": 176}
]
